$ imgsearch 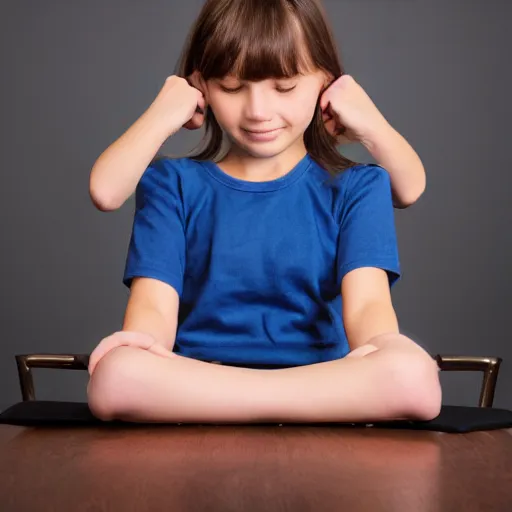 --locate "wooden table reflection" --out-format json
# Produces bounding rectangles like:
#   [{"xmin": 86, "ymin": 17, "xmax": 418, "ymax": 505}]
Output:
[{"xmin": 1, "ymin": 424, "xmax": 511, "ymax": 511}]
